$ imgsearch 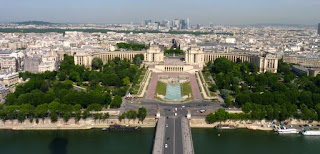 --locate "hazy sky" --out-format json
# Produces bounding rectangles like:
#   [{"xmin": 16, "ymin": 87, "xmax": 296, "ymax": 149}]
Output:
[{"xmin": 0, "ymin": 0, "xmax": 319, "ymax": 25}]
